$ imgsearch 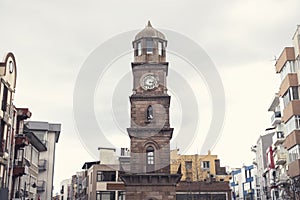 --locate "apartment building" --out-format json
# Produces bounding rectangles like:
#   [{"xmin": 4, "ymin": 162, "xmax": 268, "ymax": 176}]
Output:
[
  {"xmin": 170, "ymin": 150, "xmax": 232, "ymax": 199},
  {"xmin": 230, "ymin": 165, "xmax": 258, "ymax": 200},
  {"xmin": 251, "ymin": 131, "xmax": 275, "ymax": 199},
  {"xmin": 170, "ymin": 149, "xmax": 231, "ymax": 182},
  {"xmin": 60, "ymin": 178, "xmax": 71, "ymax": 200},
  {"xmin": 269, "ymin": 25, "xmax": 300, "ymax": 199},
  {"xmin": 11, "ymin": 108, "xmax": 48, "ymax": 200},
  {"xmin": 0, "ymin": 53, "xmax": 17, "ymax": 199},
  {"xmin": 24, "ymin": 121, "xmax": 61, "ymax": 200}
]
